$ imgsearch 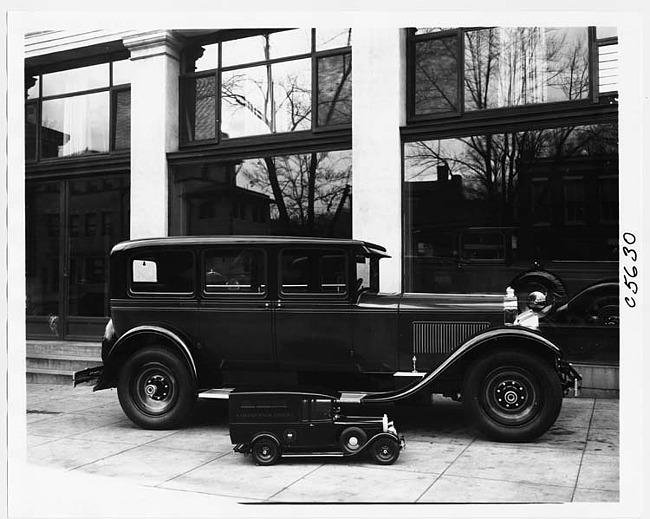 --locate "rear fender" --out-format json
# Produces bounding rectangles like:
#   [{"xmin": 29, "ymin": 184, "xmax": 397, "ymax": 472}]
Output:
[{"xmin": 102, "ymin": 325, "xmax": 198, "ymax": 388}]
